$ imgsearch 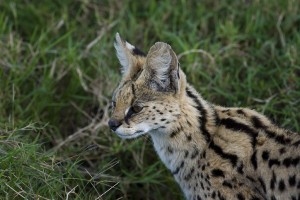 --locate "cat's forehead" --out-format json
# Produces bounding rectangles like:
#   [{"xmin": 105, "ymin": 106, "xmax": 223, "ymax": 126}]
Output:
[
  {"xmin": 113, "ymin": 79, "xmax": 161, "ymax": 104},
  {"xmin": 113, "ymin": 81, "xmax": 134, "ymax": 101}
]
